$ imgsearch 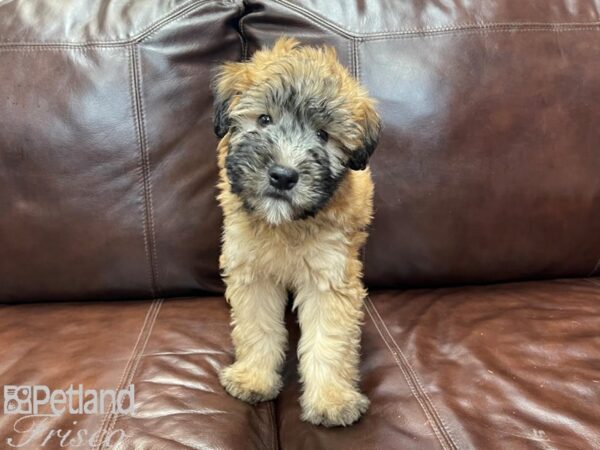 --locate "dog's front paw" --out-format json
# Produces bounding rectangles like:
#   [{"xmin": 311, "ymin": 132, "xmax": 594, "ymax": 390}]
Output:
[
  {"xmin": 301, "ymin": 388, "xmax": 370, "ymax": 427},
  {"xmin": 219, "ymin": 363, "xmax": 282, "ymax": 404}
]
